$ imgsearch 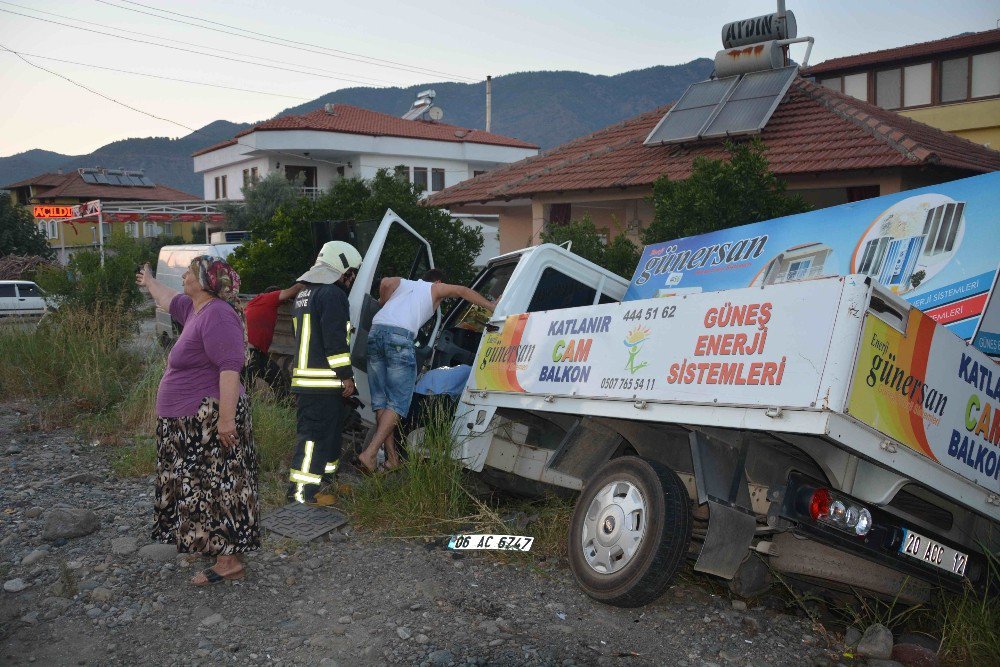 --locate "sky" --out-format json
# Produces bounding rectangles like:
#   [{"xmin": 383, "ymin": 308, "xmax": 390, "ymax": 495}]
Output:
[{"xmin": 0, "ymin": 0, "xmax": 997, "ymax": 157}]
